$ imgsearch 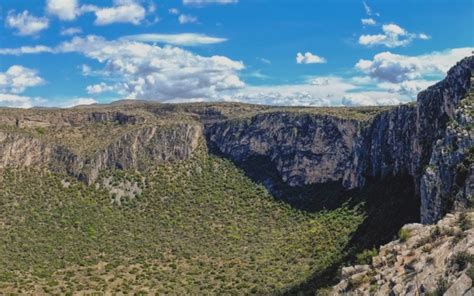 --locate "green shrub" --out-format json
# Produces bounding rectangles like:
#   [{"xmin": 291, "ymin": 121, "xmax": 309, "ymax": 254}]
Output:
[
  {"xmin": 398, "ymin": 228, "xmax": 411, "ymax": 242},
  {"xmin": 355, "ymin": 248, "xmax": 378, "ymax": 265},
  {"xmin": 35, "ymin": 127, "xmax": 46, "ymax": 134}
]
